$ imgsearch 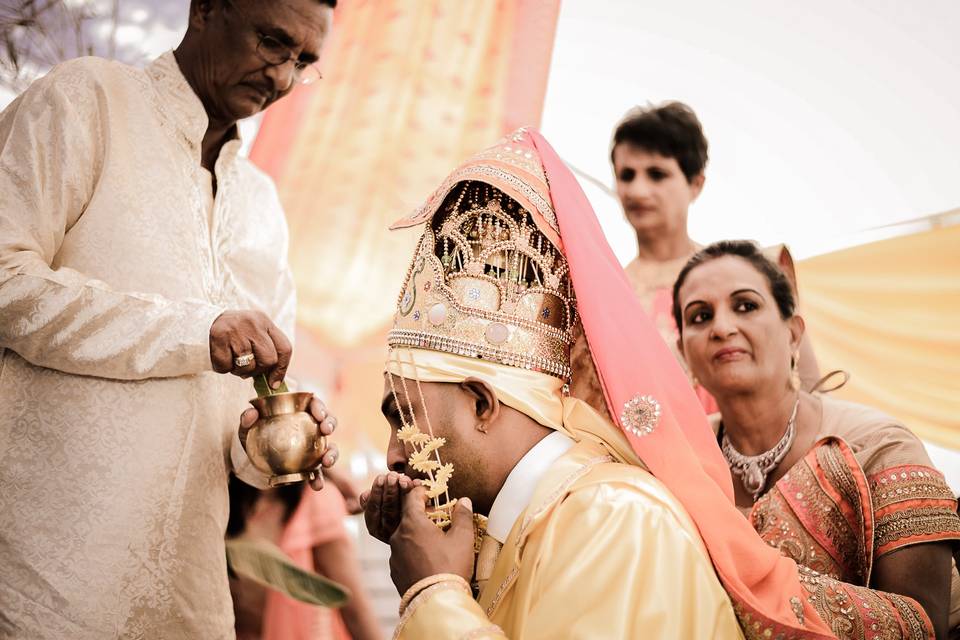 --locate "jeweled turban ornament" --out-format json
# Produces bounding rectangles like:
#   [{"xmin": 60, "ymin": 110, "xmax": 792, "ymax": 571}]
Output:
[{"xmin": 387, "ymin": 176, "xmax": 577, "ymax": 527}]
